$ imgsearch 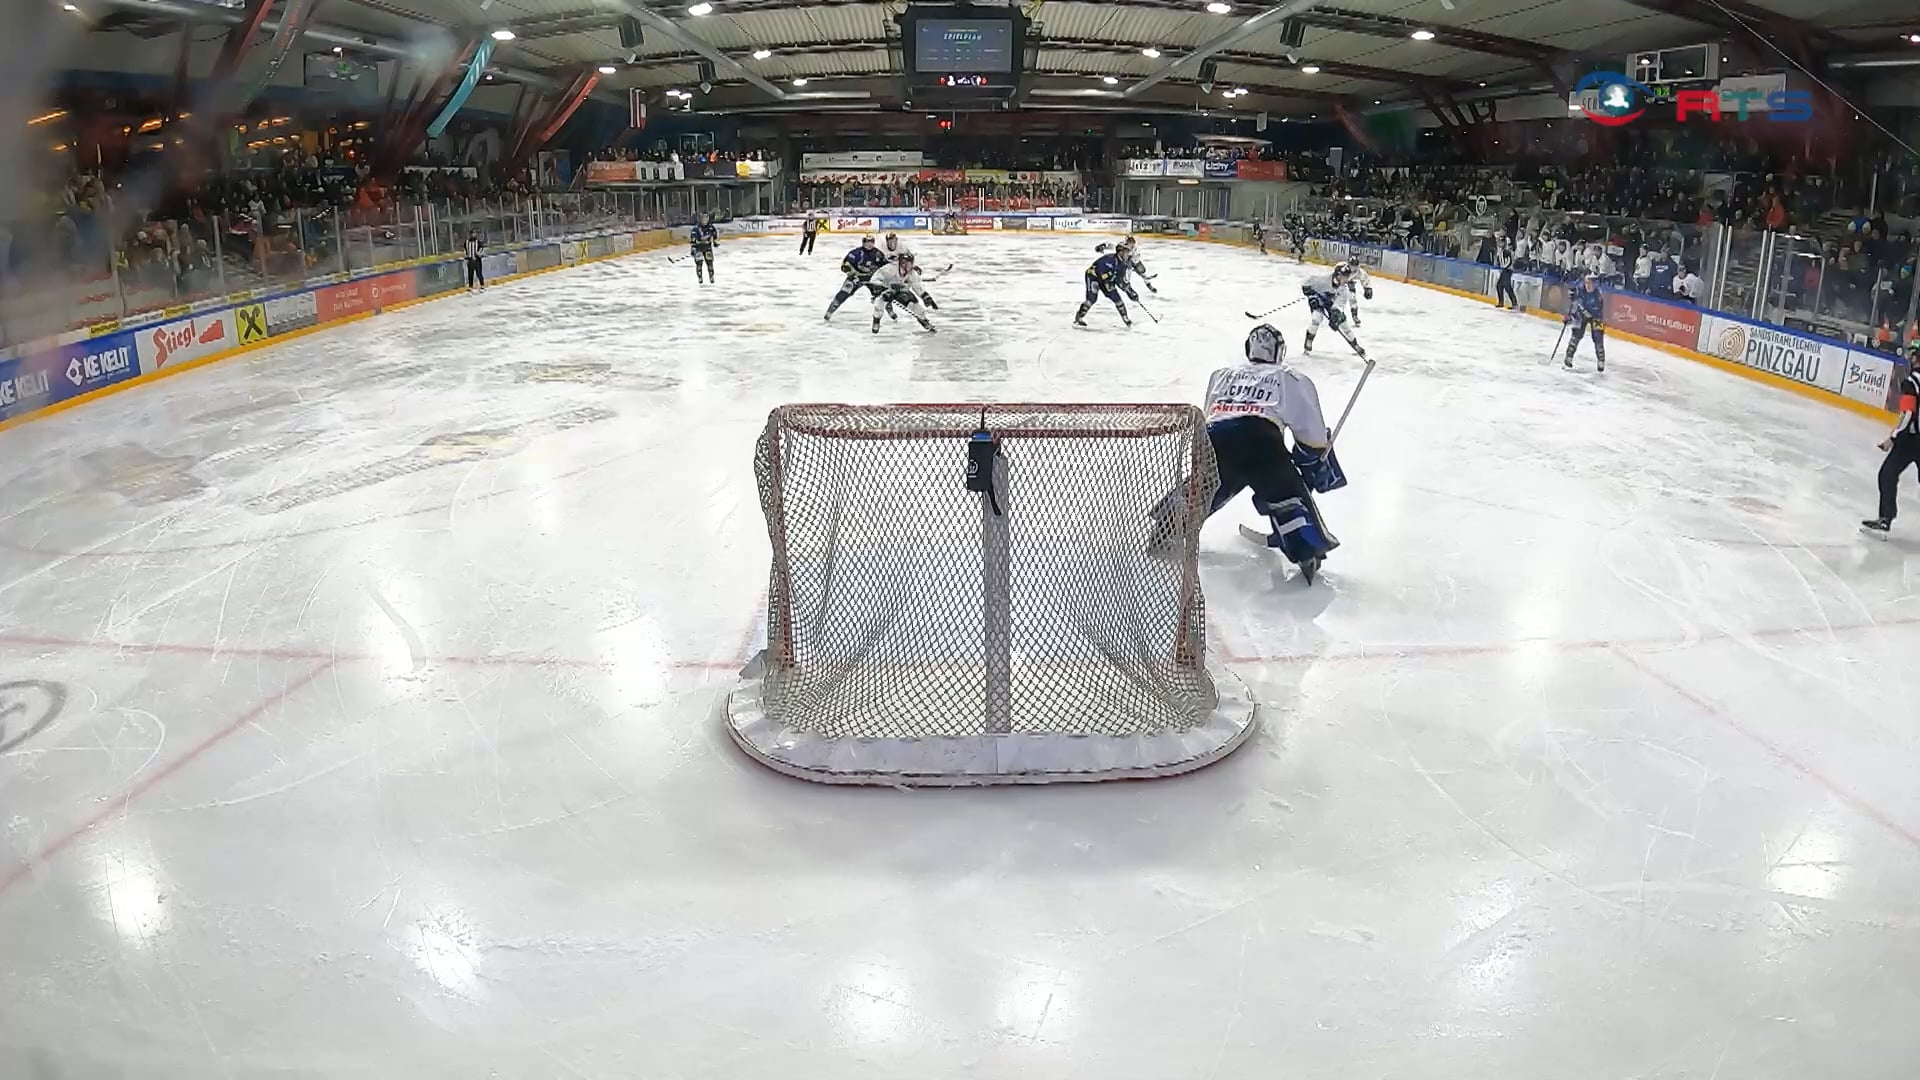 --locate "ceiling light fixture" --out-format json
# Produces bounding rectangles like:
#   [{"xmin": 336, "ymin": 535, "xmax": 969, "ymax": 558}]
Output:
[
  {"xmin": 687, "ymin": 2, "xmax": 713, "ymax": 14},
  {"xmin": 752, "ymin": 48, "xmax": 772, "ymax": 59},
  {"xmin": 1410, "ymin": 29, "xmax": 1435, "ymax": 41},
  {"xmin": 1300, "ymin": 64, "xmax": 1320, "ymax": 74},
  {"xmin": 1907, "ymin": 32, "xmax": 1920, "ymax": 43},
  {"xmin": 791, "ymin": 77, "xmax": 808, "ymax": 85},
  {"xmin": 1102, "ymin": 75, "xmax": 1119, "ymax": 85},
  {"xmin": 490, "ymin": 28, "xmax": 515, "ymax": 40},
  {"xmin": 598, "ymin": 65, "xmax": 616, "ymax": 74},
  {"xmin": 1206, "ymin": 2, "xmax": 1232, "ymax": 13},
  {"xmin": 1142, "ymin": 47, "xmax": 1161, "ymax": 58}
]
